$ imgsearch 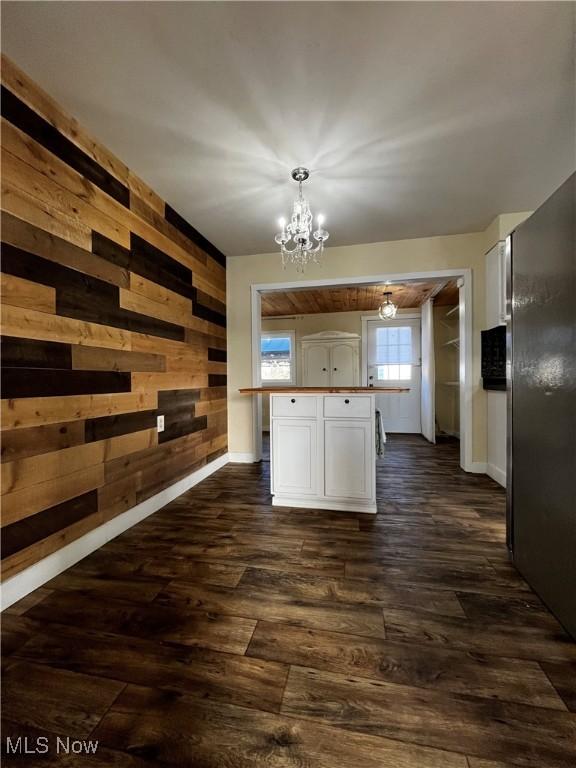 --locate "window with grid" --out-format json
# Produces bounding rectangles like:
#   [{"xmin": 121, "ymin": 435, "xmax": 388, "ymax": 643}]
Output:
[{"xmin": 373, "ymin": 326, "xmax": 414, "ymax": 381}]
